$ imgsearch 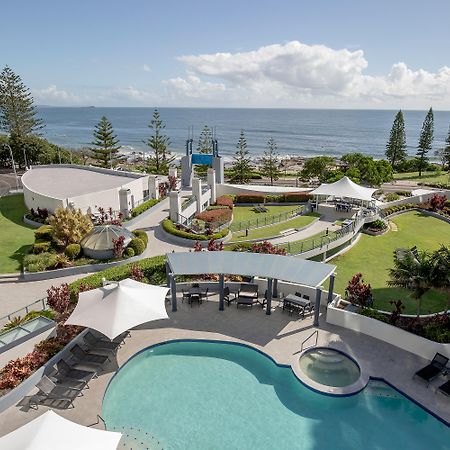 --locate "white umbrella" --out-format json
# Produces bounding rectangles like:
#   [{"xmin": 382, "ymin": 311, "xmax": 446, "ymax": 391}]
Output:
[
  {"xmin": 65, "ymin": 278, "xmax": 169, "ymax": 340},
  {"xmin": 0, "ymin": 410, "xmax": 122, "ymax": 450}
]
